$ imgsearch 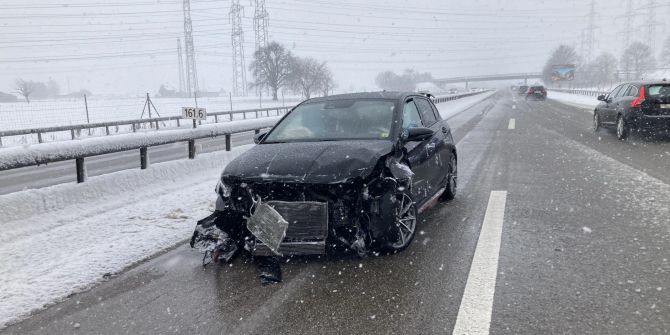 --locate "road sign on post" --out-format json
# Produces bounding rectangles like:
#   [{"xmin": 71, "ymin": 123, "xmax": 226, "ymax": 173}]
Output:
[{"xmin": 181, "ymin": 107, "xmax": 207, "ymax": 120}]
